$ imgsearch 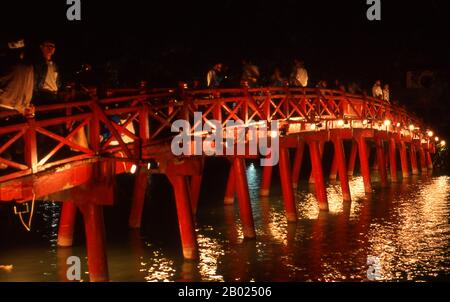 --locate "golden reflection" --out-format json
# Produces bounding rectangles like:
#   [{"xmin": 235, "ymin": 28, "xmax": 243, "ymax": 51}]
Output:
[
  {"xmin": 142, "ymin": 249, "xmax": 176, "ymax": 282},
  {"xmin": 366, "ymin": 176, "xmax": 450, "ymax": 281},
  {"xmin": 197, "ymin": 233, "xmax": 224, "ymax": 281}
]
